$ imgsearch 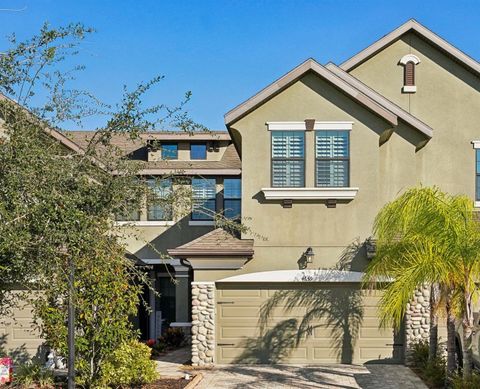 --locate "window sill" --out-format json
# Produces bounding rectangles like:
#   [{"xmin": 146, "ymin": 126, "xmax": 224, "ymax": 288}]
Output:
[
  {"xmin": 114, "ymin": 221, "xmax": 175, "ymax": 227},
  {"xmin": 261, "ymin": 187, "xmax": 359, "ymax": 200},
  {"xmin": 402, "ymin": 85, "xmax": 417, "ymax": 93},
  {"xmin": 189, "ymin": 220, "xmax": 215, "ymax": 226}
]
